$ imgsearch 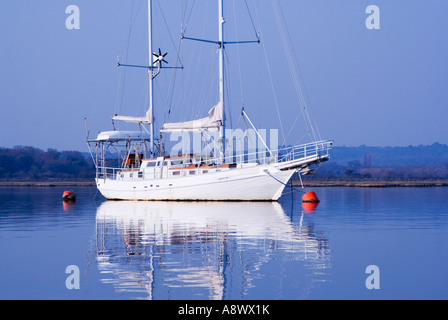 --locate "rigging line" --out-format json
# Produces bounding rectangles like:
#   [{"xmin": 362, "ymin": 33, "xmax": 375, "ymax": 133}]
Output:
[
  {"xmin": 114, "ymin": 65, "xmax": 124, "ymax": 119},
  {"xmin": 119, "ymin": 0, "xmax": 134, "ymax": 60},
  {"xmin": 116, "ymin": 0, "xmax": 146, "ymax": 117},
  {"xmin": 92, "ymin": 0, "xmax": 123, "ymax": 124},
  {"xmin": 275, "ymin": 0, "xmax": 321, "ymax": 142},
  {"xmin": 155, "ymin": 78, "xmax": 169, "ymax": 124},
  {"xmin": 162, "ymin": 15, "xmax": 185, "ymax": 123},
  {"xmin": 272, "ymin": 0, "xmax": 306, "ymax": 108},
  {"xmin": 282, "ymin": 106, "xmax": 305, "ymax": 147},
  {"xmin": 233, "ymin": 108, "xmax": 243, "ymax": 129},
  {"xmin": 241, "ymin": 116, "xmax": 257, "ymax": 156},
  {"xmin": 292, "ymin": 131, "xmax": 311, "ymax": 150},
  {"xmin": 141, "ymin": 75, "xmax": 149, "ymax": 117},
  {"xmin": 272, "ymin": 0, "xmax": 315, "ymax": 143},
  {"xmin": 276, "ymin": 1, "xmax": 322, "ymax": 142},
  {"xmin": 252, "ymin": 0, "xmax": 262, "ymax": 128},
  {"xmin": 250, "ymin": 0, "xmax": 286, "ymax": 146},
  {"xmin": 155, "ymin": 0, "xmax": 184, "ymax": 67},
  {"xmin": 179, "ymin": 9, "xmax": 185, "ymax": 125},
  {"xmin": 164, "ymin": 42, "xmax": 182, "ymax": 123},
  {"xmin": 224, "ymin": 53, "xmax": 233, "ymax": 130},
  {"xmin": 244, "ymin": 0, "xmax": 259, "ymax": 40},
  {"xmin": 232, "ymin": 0, "xmax": 245, "ymax": 108},
  {"xmin": 116, "ymin": 67, "xmax": 129, "ymax": 119},
  {"xmin": 259, "ymin": 30, "xmax": 287, "ymax": 148},
  {"xmin": 115, "ymin": 0, "xmax": 134, "ymax": 116},
  {"xmin": 198, "ymin": 55, "xmax": 217, "ymax": 118},
  {"xmin": 119, "ymin": 0, "xmax": 145, "ymax": 60},
  {"xmin": 304, "ymin": 162, "xmax": 323, "ymax": 185},
  {"xmin": 163, "ymin": 63, "xmax": 175, "ymax": 121},
  {"xmin": 201, "ymin": 131, "xmax": 216, "ymax": 158},
  {"xmin": 276, "ymin": 13, "xmax": 316, "ymax": 146},
  {"xmin": 184, "ymin": 1, "xmax": 210, "ymax": 121},
  {"xmin": 263, "ymin": 169, "xmax": 306, "ymax": 194},
  {"xmin": 180, "ymin": 38, "xmax": 185, "ymax": 122},
  {"xmin": 183, "ymin": 51, "xmax": 215, "ymax": 122},
  {"xmin": 181, "ymin": 0, "xmax": 196, "ymax": 36}
]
